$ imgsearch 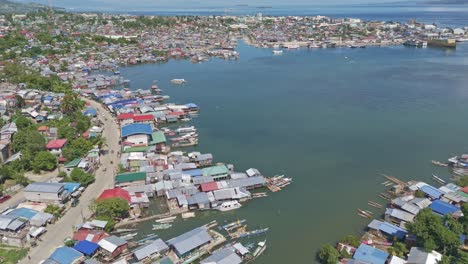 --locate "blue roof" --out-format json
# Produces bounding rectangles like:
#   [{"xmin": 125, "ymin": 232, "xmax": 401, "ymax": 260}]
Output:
[
  {"xmin": 420, "ymin": 185, "xmax": 445, "ymax": 199},
  {"xmin": 353, "ymin": 244, "xmax": 389, "ymax": 264},
  {"xmin": 49, "ymin": 247, "xmax": 83, "ymax": 264},
  {"xmin": 185, "ymin": 169, "xmax": 203, "ymax": 177},
  {"xmin": 429, "ymin": 199, "xmax": 460, "ymax": 216},
  {"xmin": 121, "ymin": 123, "xmax": 152, "ymax": 138},
  {"xmin": 64, "ymin": 182, "xmax": 81, "ymax": 193},
  {"xmin": 460, "ymin": 234, "xmax": 466, "ymax": 244},
  {"xmin": 74, "ymin": 240, "xmax": 99, "ymax": 256},
  {"xmin": 378, "ymin": 222, "xmax": 407, "ymax": 239},
  {"xmin": 7, "ymin": 208, "xmax": 38, "ymax": 220},
  {"xmin": 186, "ymin": 103, "xmax": 198, "ymax": 108},
  {"xmin": 84, "ymin": 108, "xmax": 97, "ymax": 116}
]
